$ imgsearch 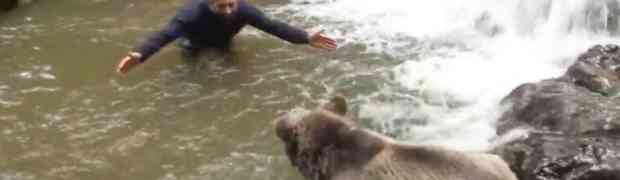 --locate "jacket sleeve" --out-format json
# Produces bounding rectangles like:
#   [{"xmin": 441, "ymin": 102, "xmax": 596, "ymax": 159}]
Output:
[
  {"xmin": 133, "ymin": 20, "xmax": 184, "ymax": 62},
  {"xmin": 133, "ymin": 0, "xmax": 204, "ymax": 62},
  {"xmin": 245, "ymin": 5, "xmax": 309, "ymax": 44}
]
